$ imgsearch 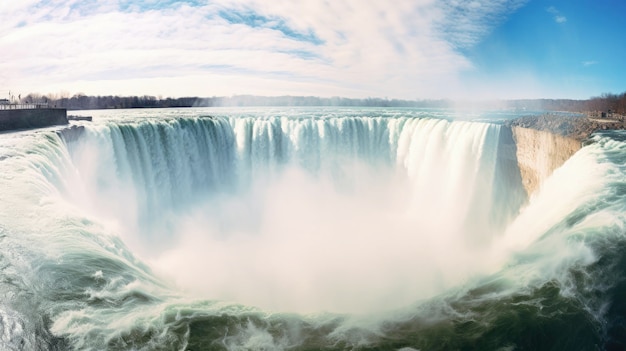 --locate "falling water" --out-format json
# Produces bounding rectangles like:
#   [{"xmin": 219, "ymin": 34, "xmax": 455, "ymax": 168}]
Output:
[{"xmin": 0, "ymin": 108, "xmax": 624, "ymax": 350}]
